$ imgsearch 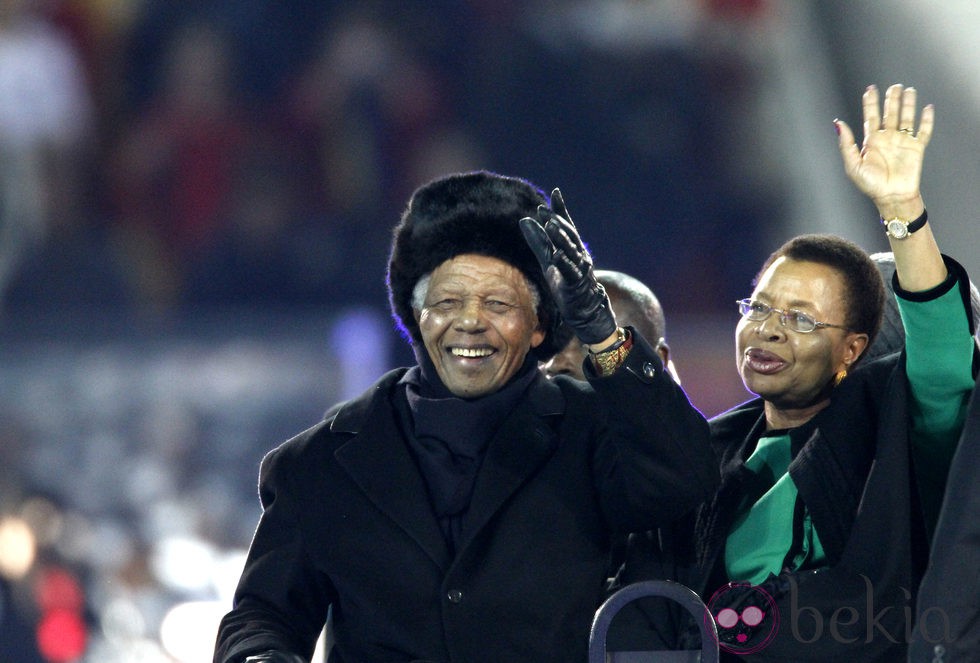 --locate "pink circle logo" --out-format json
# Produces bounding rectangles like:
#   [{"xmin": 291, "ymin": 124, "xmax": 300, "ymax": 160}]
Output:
[{"xmin": 705, "ymin": 582, "xmax": 780, "ymax": 654}]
